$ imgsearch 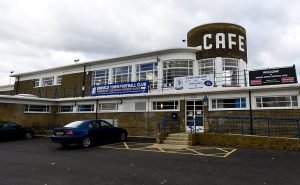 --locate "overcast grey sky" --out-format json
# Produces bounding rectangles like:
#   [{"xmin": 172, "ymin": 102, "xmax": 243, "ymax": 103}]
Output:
[{"xmin": 0, "ymin": 0, "xmax": 299, "ymax": 85}]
